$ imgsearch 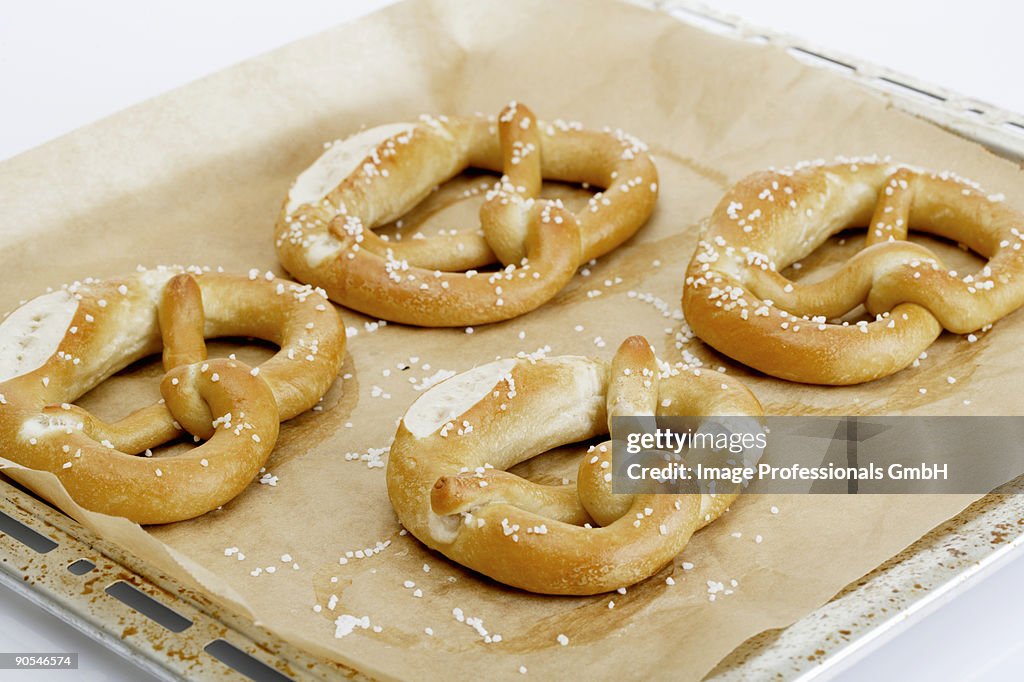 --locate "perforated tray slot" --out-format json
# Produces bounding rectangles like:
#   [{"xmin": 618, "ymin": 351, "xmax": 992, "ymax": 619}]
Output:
[
  {"xmin": 0, "ymin": 481, "xmax": 363, "ymax": 681},
  {"xmin": 0, "ymin": 510, "xmax": 58, "ymax": 553}
]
